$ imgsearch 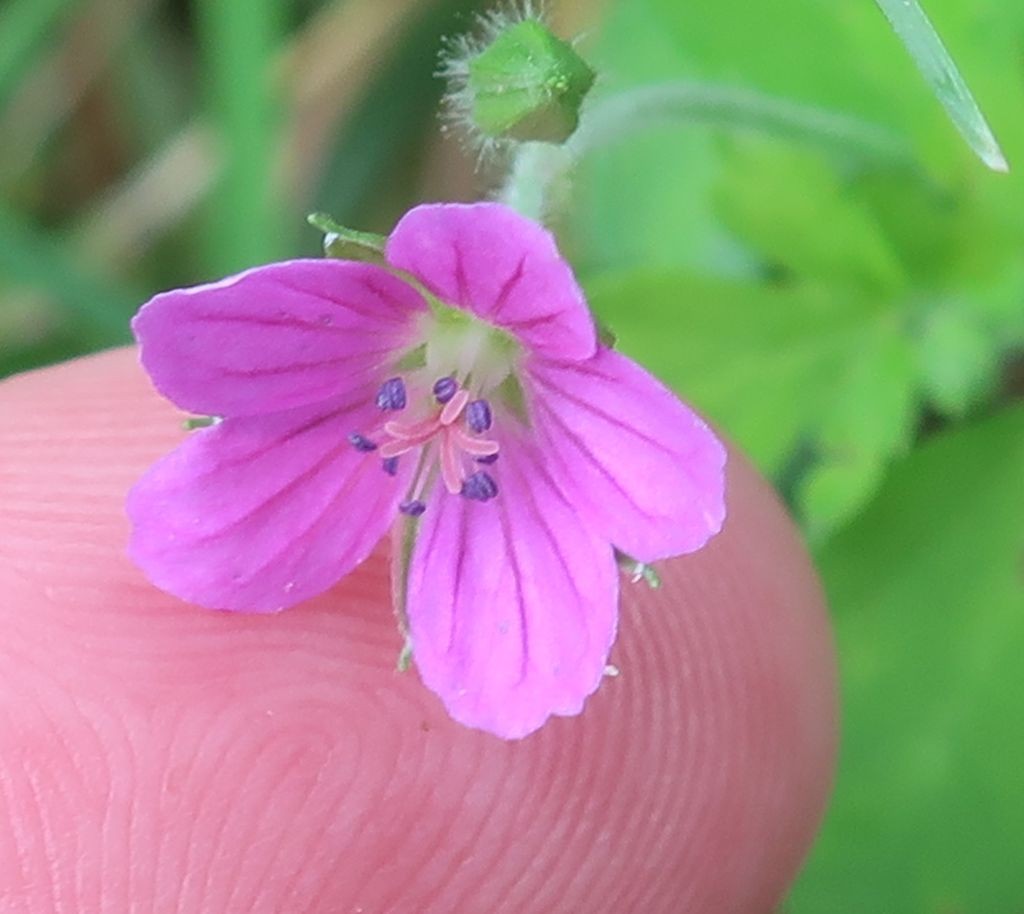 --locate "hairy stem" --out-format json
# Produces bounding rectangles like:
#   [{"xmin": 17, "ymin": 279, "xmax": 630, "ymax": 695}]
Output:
[{"xmin": 499, "ymin": 80, "xmax": 918, "ymax": 224}]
